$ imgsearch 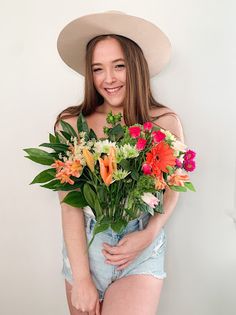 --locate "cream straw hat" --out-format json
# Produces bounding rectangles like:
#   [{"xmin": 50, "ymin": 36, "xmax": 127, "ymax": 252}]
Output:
[{"xmin": 57, "ymin": 11, "xmax": 171, "ymax": 77}]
